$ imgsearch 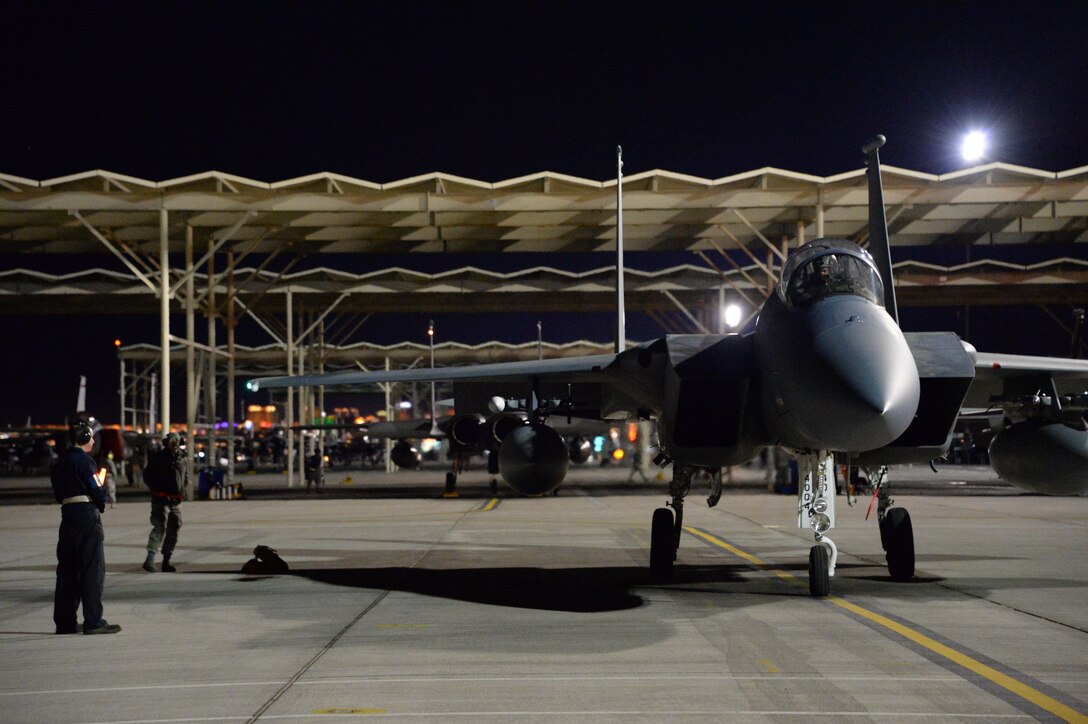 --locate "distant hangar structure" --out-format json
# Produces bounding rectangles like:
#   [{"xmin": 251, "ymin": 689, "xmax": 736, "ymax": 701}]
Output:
[{"xmin": 2, "ymin": 160, "xmax": 1086, "ymax": 485}]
